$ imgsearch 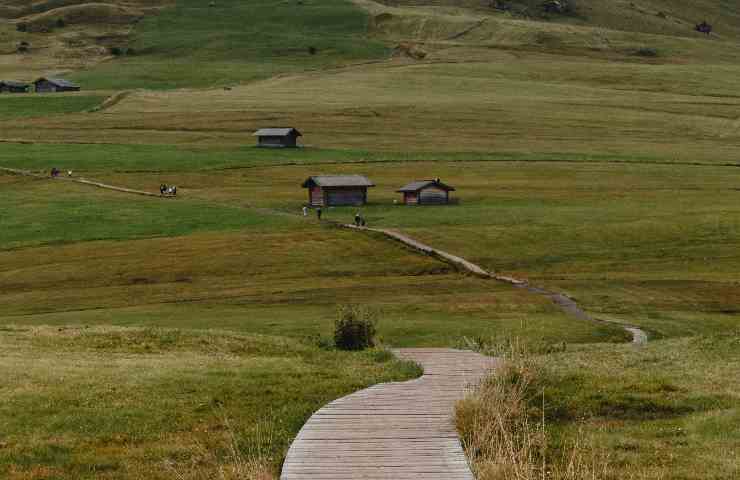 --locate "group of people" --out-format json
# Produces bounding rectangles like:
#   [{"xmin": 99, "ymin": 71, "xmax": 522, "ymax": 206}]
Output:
[
  {"xmin": 160, "ymin": 184, "xmax": 177, "ymax": 196},
  {"xmin": 300, "ymin": 206, "xmax": 366, "ymax": 226}
]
